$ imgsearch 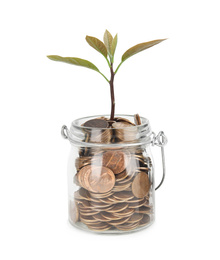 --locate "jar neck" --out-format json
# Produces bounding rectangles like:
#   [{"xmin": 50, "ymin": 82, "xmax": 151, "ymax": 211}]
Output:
[{"xmin": 68, "ymin": 114, "xmax": 152, "ymax": 147}]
